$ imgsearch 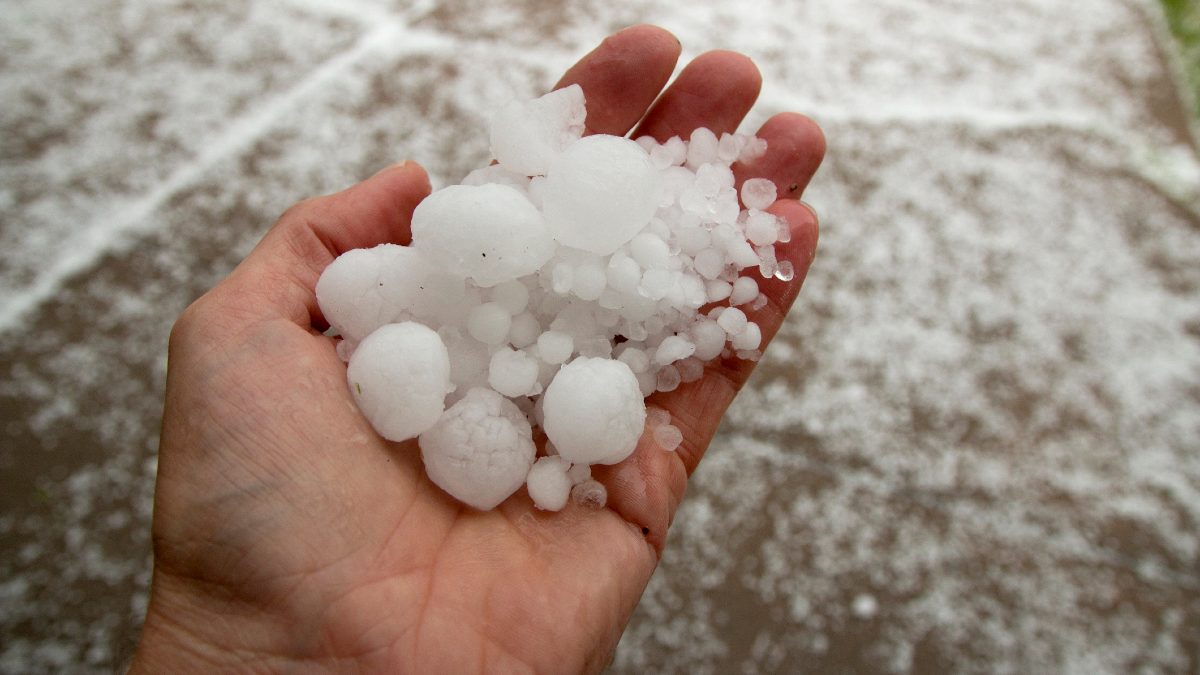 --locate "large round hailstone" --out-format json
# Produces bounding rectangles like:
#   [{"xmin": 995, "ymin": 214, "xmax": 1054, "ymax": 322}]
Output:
[
  {"xmin": 419, "ymin": 387, "xmax": 537, "ymax": 510},
  {"xmin": 490, "ymin": 84, "xmax": 586, "ymax": 177},
  {"xmin": 411, "ymin": 184, "xmax": 555, "ymax": 287},
  {"xmin": 316, "ymin": 244, "xmax": 446, "ymax": 343},
  {"xmin": 543, "ymin": 135, "xmax": 663, "ymax": 255},
  {"xmin": 346, "ymin": 322, "xmax": 452, "ymax": 442},
  {"xmin": 542, "ymin": 357, "xmax": 646, "ymax": 465}
]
